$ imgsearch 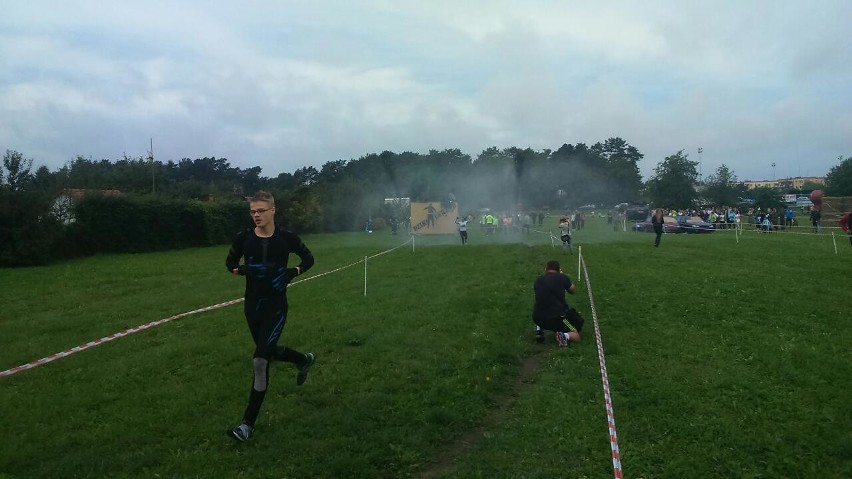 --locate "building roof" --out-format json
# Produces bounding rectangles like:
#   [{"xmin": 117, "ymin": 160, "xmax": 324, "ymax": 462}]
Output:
[{"xmin": 57, "ymin": 188, "xmax": 123, "ymax": 199}]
